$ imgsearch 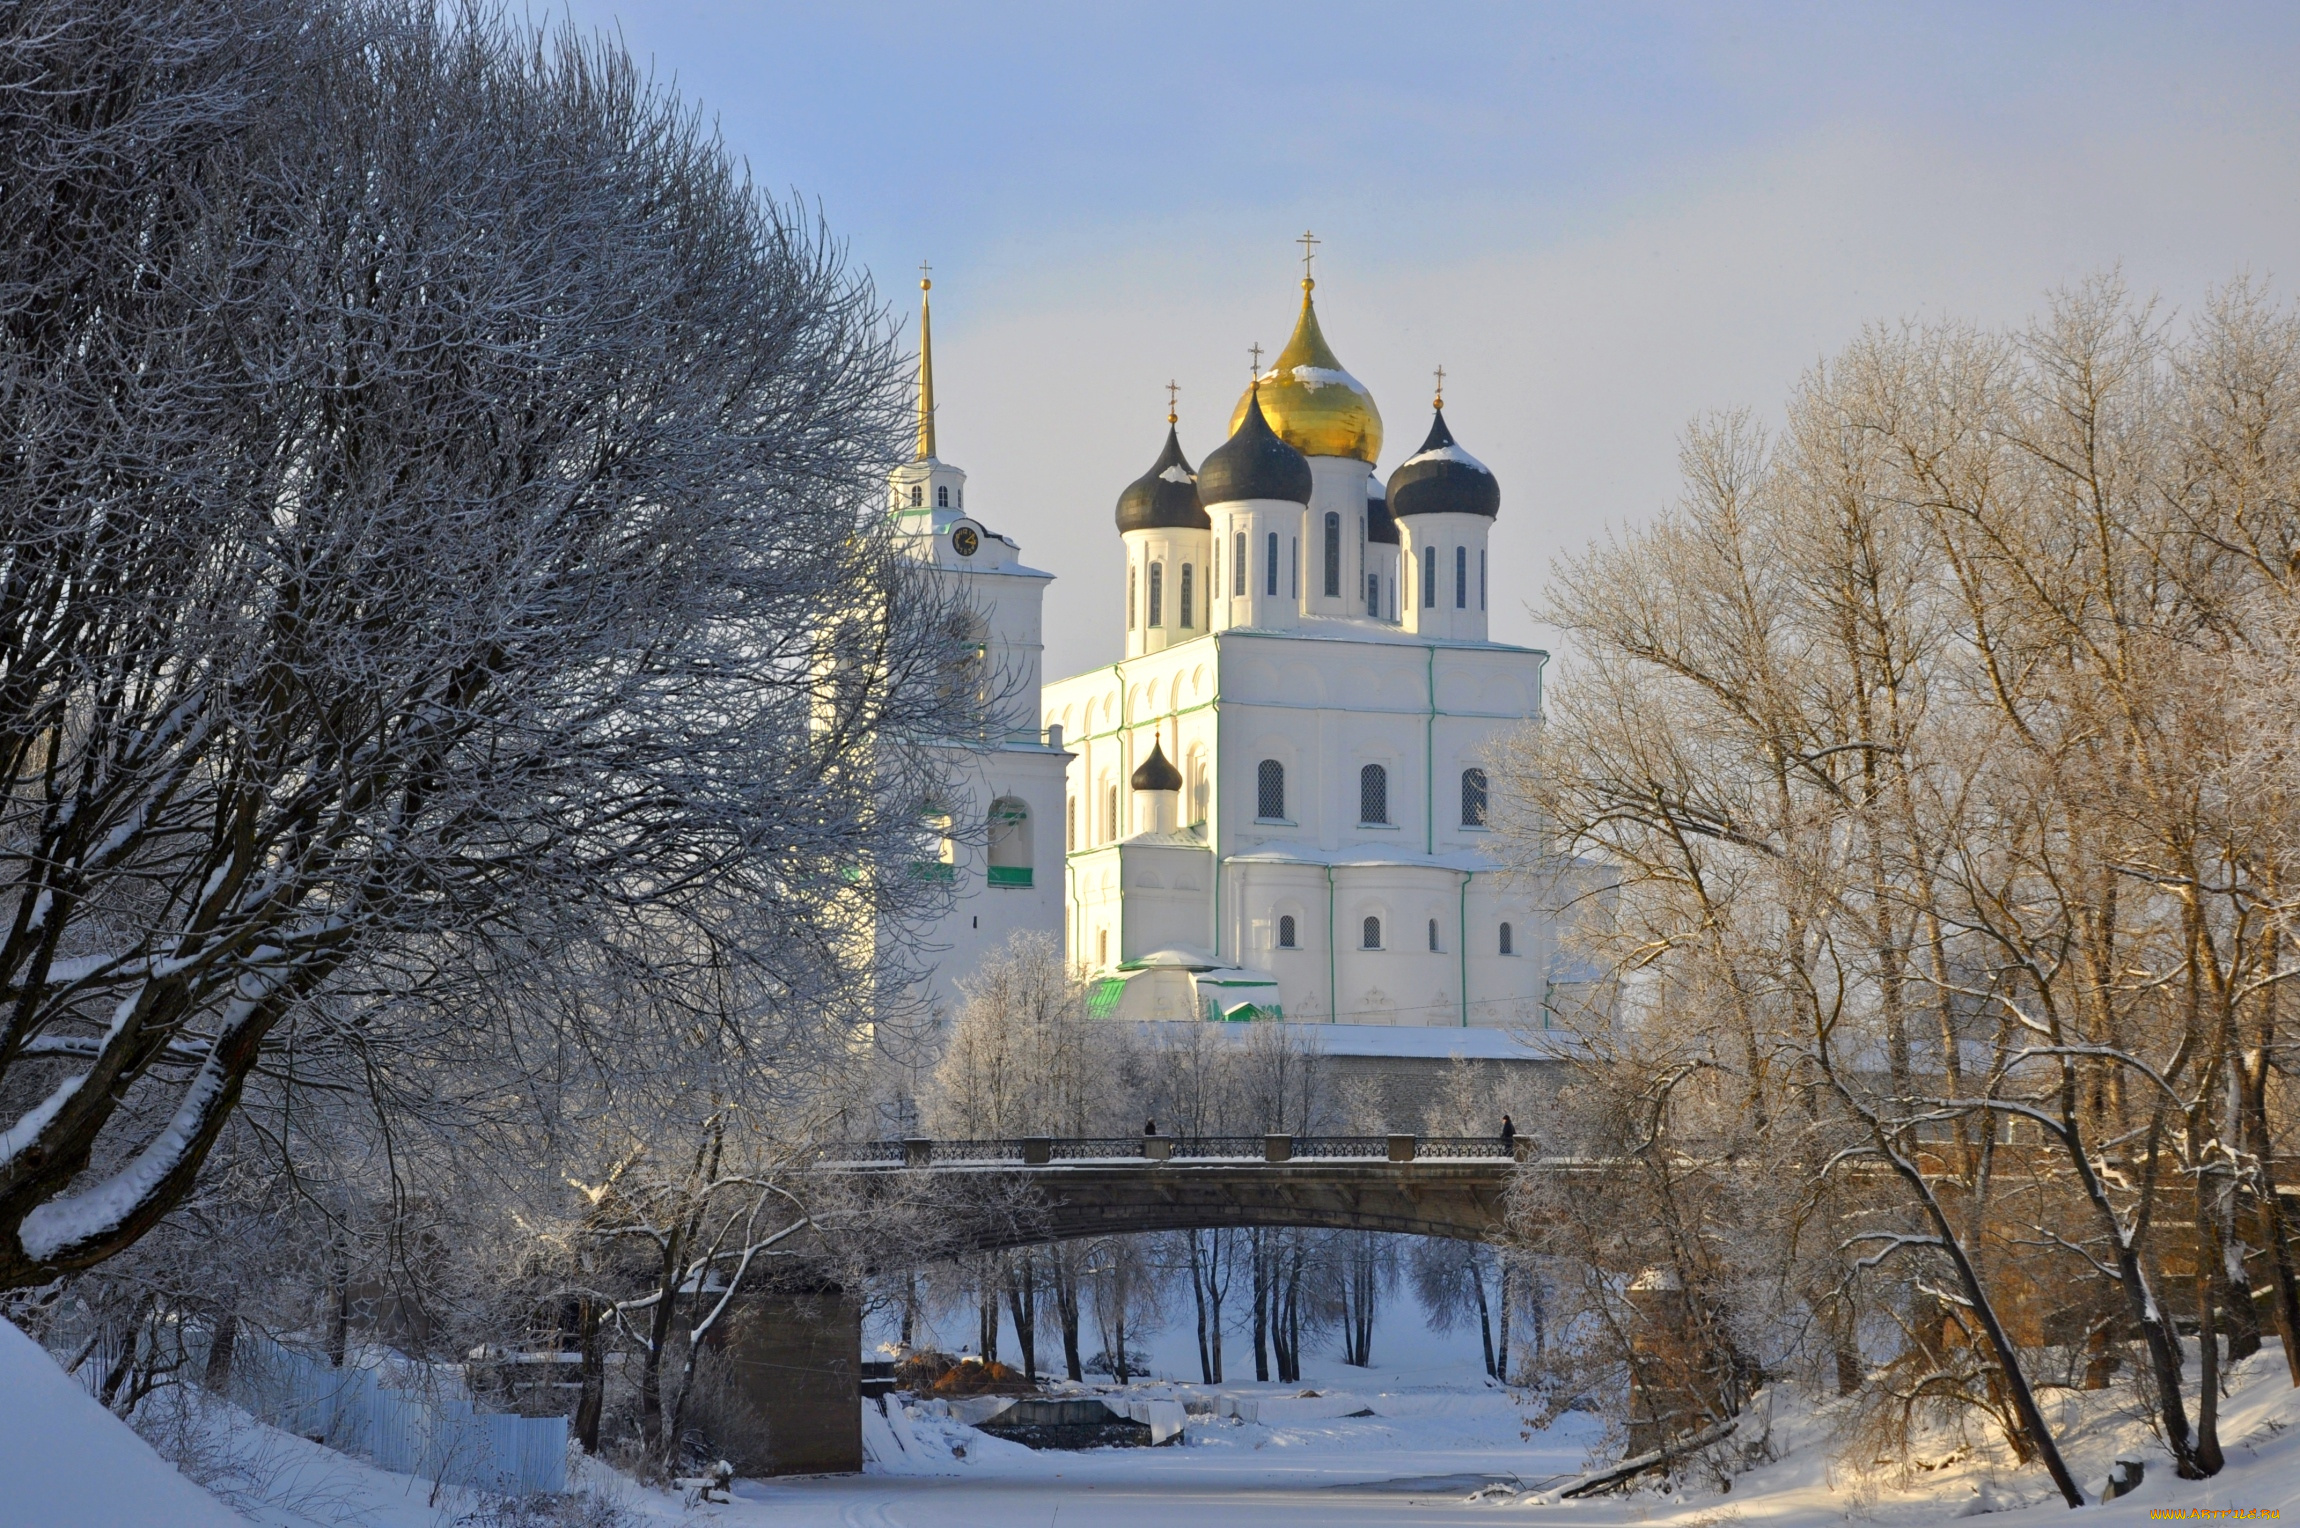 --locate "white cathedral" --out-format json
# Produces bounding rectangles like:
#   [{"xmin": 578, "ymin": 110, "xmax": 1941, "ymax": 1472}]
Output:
[{"xmin": 893, "ymin": 259, "xmax": 1583, "ymax": 1039}]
